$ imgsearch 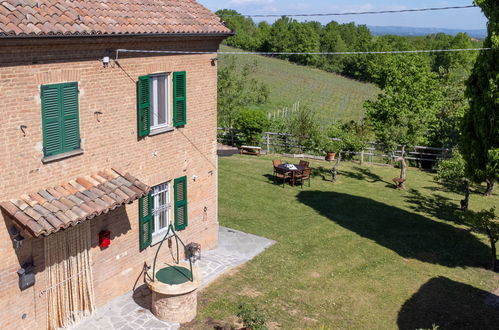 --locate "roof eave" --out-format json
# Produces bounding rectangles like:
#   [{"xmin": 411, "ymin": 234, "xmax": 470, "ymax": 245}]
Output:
[{"xmin": 0, "ymin": 31, "xmax": 235, "ymax": 40}]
